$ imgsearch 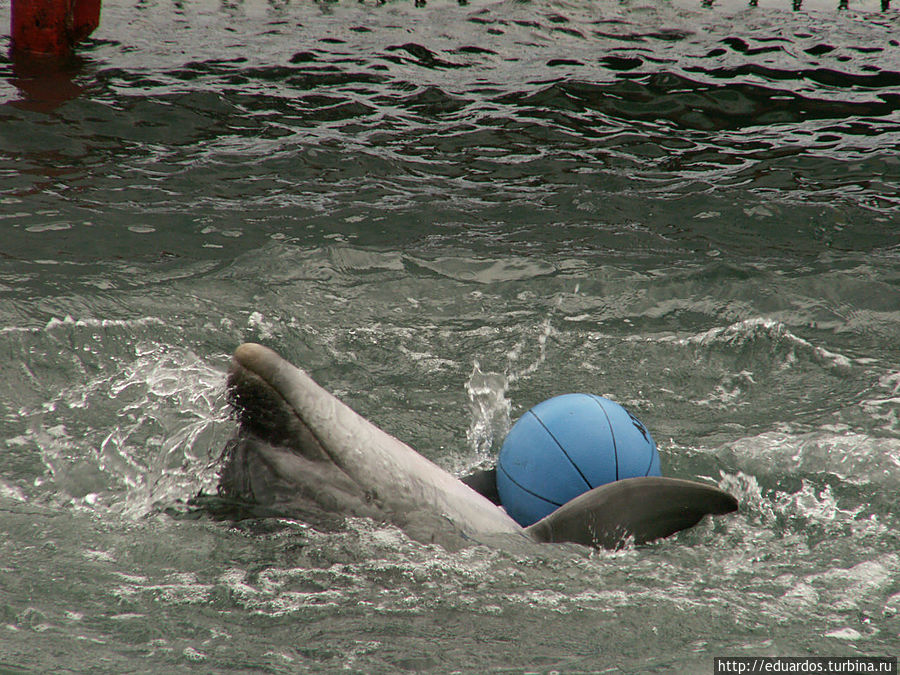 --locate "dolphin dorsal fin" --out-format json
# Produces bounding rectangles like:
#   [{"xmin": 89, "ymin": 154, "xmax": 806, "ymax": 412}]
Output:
[{"xmin": 525, "ymin": 476, "xmax": 738, "ymax": 549}]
